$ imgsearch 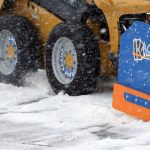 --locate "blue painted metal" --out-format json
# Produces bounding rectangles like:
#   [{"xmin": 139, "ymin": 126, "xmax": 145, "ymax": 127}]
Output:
[
  {"xmin": 118, "ymin": 21, "xmax": 150, "ymax": 94},
  {"xmin": 124, "ymin": 92, "xmax": 150, "ymax": 109}
]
